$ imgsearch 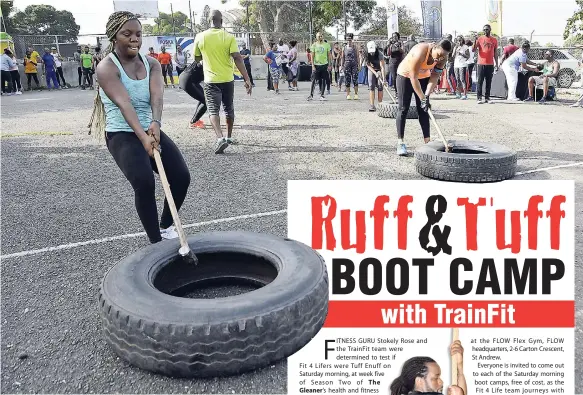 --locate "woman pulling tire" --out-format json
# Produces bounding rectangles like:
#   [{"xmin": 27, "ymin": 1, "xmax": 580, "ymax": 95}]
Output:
[
  {"xmin": 395, "ymin": 39, "xmax": 452, "ymax": 156},
  {"xmin": 178, "ymin": 61, "xmax": 207, "ymax": 129},
  {"xmin": 88, "ymin": 11, "xmax": 191, "ymax": 244}
]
